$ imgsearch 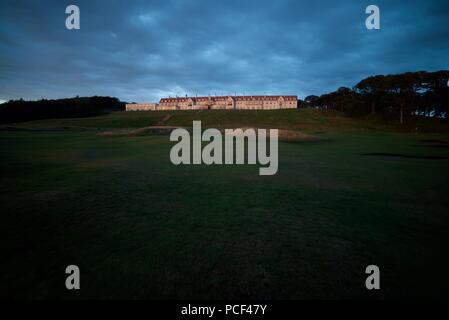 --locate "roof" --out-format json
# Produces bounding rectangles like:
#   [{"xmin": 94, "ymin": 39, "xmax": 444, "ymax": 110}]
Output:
[{"xmin": 160, "ymin": 95, "xmax": 297, "ymax": 103}]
